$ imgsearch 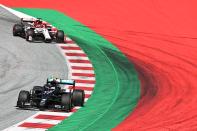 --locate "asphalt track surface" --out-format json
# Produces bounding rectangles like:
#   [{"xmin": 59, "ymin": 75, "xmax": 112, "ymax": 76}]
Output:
[
  {"xmin": 0, "ymin": 7, "xmax": 68, "ymax": 130},
  {"xmin": 1, "ymin": 0, "xmax": 197, "ymax": 130}
]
